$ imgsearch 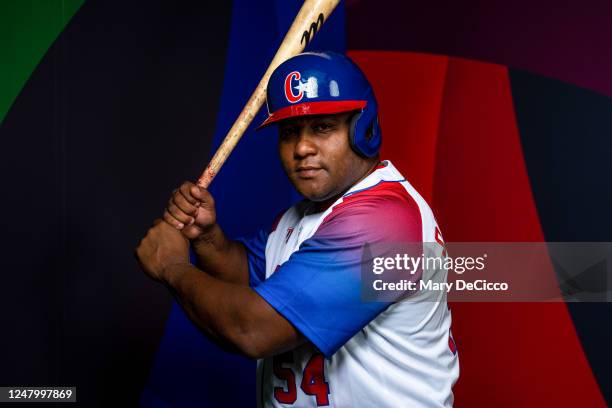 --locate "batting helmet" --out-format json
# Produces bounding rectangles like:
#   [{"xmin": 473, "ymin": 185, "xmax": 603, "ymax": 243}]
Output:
[{"xmin": 259, "ymin": 51, "xmax": 382, "ymax": 157}]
